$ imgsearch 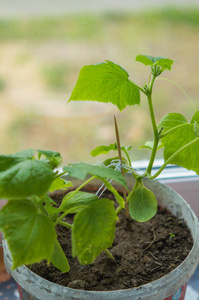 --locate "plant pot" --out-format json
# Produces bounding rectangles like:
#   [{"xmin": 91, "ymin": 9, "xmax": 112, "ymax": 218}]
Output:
[{"xmin": 3, "ymin": 176, "xmax": 199, "ymax": 300}]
